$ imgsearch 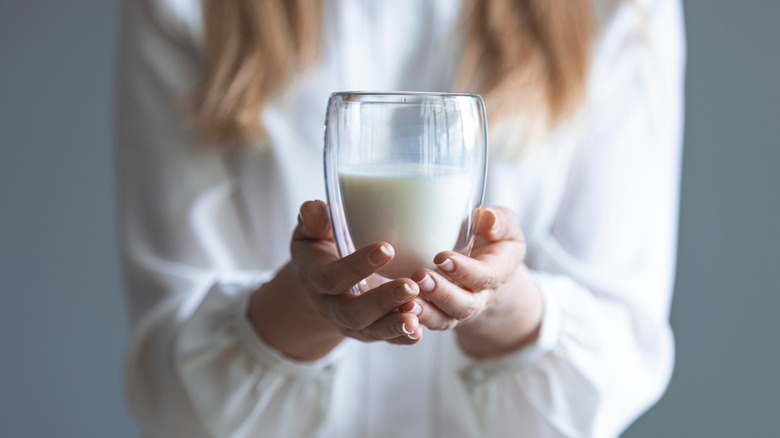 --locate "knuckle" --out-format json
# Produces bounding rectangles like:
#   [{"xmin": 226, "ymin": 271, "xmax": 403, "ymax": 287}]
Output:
[
  {"xmin": 318, "ymin": 265, "xmax": 342, "ymax": 293},
  {"xmin": 476, "ymin": 276, "xmax": 497, "ymax": 291},
  {"xmin": 455, "ymin": 304, "xmax": 478, "ymax": 321},
  {"xmin": 340, "ymin": 250, "xmax": 371, "ymax": 276},
  {"xmin": 435, "ymin": 288, "xmax": 454, "ymax": 306},
  {"xmin": 447, "ymin": 269, "xmax": 468, "ymax": 284},
  {"xmin": 370, "ymin": 296, "xmax": 392, "ymax": 317},
  {"xmin": 338, "ymin": 307, "xmax": 367, "ymax": 330},
  {"xmin": 347, "ymin": 259, "xmax": 370, "ymax": 282}
]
